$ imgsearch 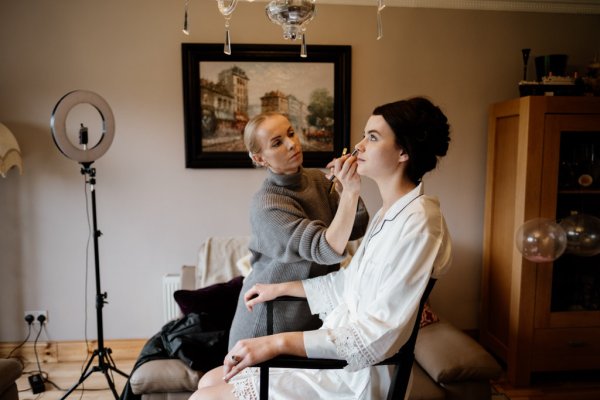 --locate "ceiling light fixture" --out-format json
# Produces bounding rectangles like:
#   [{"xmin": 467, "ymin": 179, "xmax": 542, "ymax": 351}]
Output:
[
  {"xmin": 266, "ymin": 0, "xmax": 316, "ymax": 58},
  {"xmin": 182, "ymin": 1, "xmax": 385, "ymax": 56}
]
